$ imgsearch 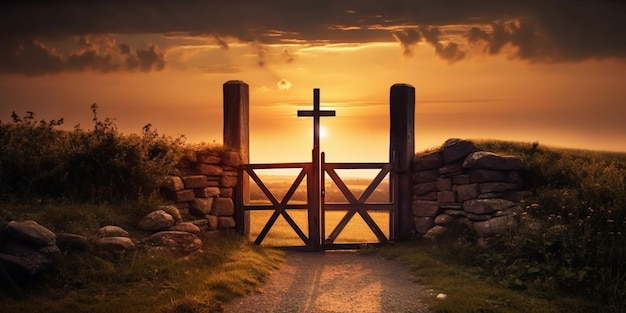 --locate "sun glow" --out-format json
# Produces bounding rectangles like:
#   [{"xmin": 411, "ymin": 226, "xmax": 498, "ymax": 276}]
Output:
[{"xmin": 319, "ymin": 126, "xmax": 328, "ymax": 138}]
